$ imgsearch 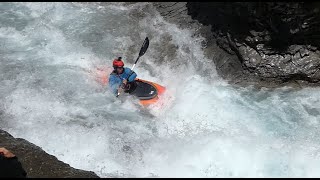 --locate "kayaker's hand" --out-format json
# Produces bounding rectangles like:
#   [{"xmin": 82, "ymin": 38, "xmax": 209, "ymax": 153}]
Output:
[
  {"xmin": 118, "ymin": 86, "xmax": 123, "ymax": 93},
  {"xmin": 0, "ymin": 147, "xmax": 16, "ymax": 158},
  {"xmin": 119, "ymin": 82, "xmax": 126, "ymax": 89},
  {"xmin": 124, "ymin": 83, "xmax": 131, "ymax": 90}
]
